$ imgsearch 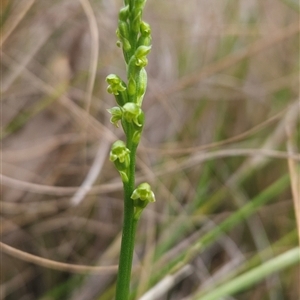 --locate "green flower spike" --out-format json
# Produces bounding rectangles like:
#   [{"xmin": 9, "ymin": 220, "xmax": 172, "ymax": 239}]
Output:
[
  {"xmin": 109, "ymin": 140, "xmax": 130, "ymax": 182},
  {"xmin": 131, "ymin": 182, "xmax": 155, "ymax": 220},
  {"xmin": 106, "ymin": 0, "xmax": 154, "ymax": 296},
  {"xmin": 107, "ymin": 106, "xmax": 122, "ymax": 127}
]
